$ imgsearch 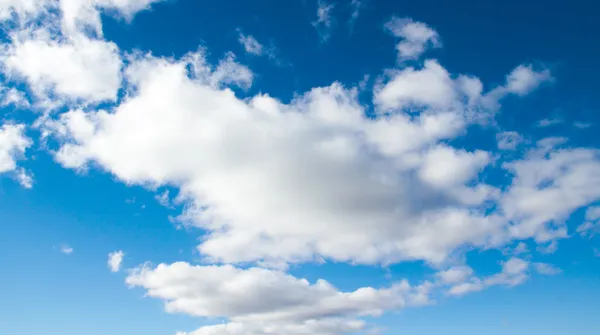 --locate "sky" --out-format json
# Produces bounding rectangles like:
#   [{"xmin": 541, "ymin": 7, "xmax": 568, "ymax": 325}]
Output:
[{"xmin": 0, "ymin": 0, "xmax": 599, "ymax": 334}]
